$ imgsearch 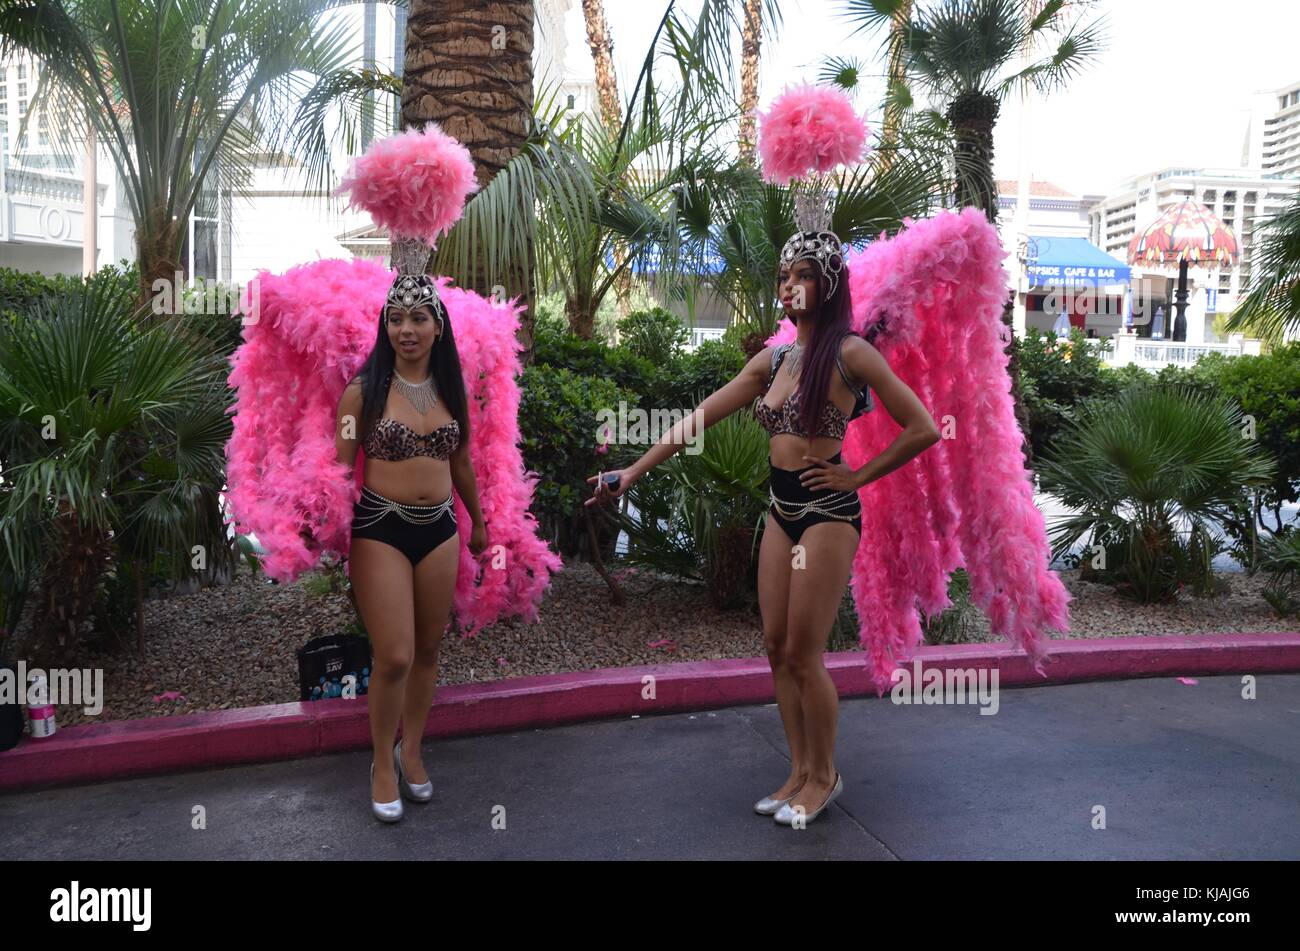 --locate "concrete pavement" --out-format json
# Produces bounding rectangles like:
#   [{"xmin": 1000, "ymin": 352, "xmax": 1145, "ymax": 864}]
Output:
[{"xmin": 1, "ymin": 674, "xmax": 1297, "ymax": 860}]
